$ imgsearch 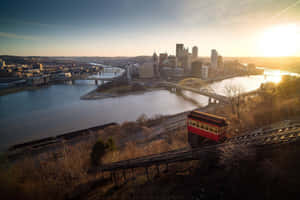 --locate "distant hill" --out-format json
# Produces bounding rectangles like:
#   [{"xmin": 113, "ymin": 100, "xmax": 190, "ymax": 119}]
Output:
[{"xmin": 235, "ymin": 57, "xmax": 300, "ymax": 73}]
